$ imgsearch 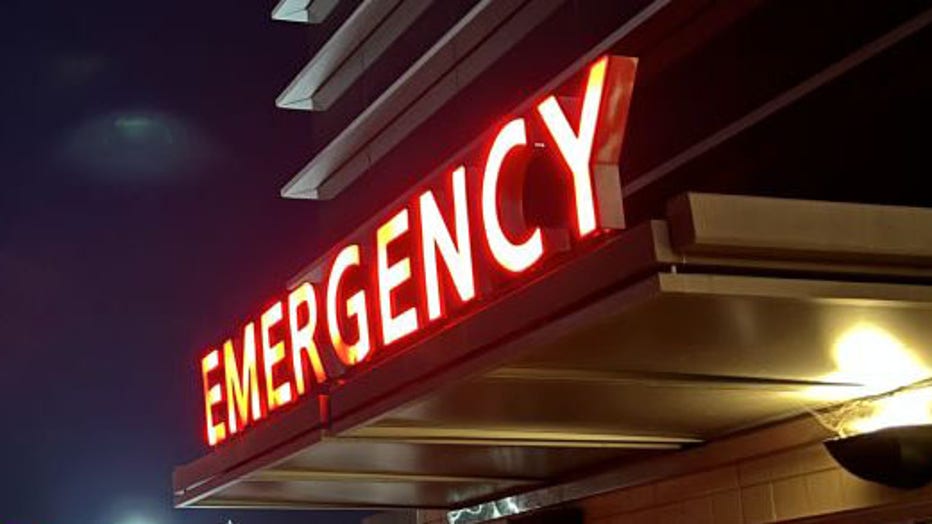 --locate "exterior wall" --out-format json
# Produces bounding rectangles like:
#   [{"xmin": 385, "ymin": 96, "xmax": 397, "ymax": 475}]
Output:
[
  {"xmin": 412, "ymin": 439, "xmax": 932, "ymax": 524},
  {"xmin": 582, "ymin": 442, "xmax": 932, "ymax": 524}
]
